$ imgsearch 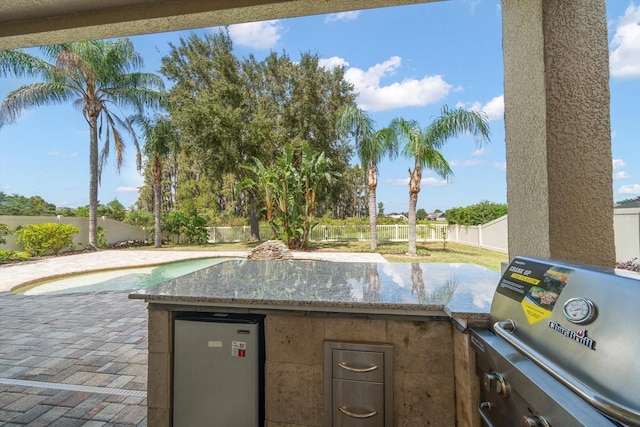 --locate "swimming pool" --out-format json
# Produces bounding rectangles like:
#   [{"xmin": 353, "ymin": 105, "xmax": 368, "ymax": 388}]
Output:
[{"xmin": 15, "ymin": 258, "xmax": 235, "ymax": 296}]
